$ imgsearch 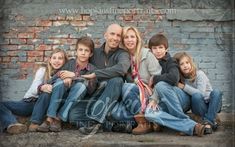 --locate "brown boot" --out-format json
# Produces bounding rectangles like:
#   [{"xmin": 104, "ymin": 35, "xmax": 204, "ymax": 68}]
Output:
[
  {"xmin": 194, "ymin": 123, "xmax": 205, "ymax": 137},
  {"xmin": 132, "ymin": 113, "xmax": 153, "ymax": 135},
  {"xmin": 152, "ymin": 123, "xmax": 162, "ymax": 132}
]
